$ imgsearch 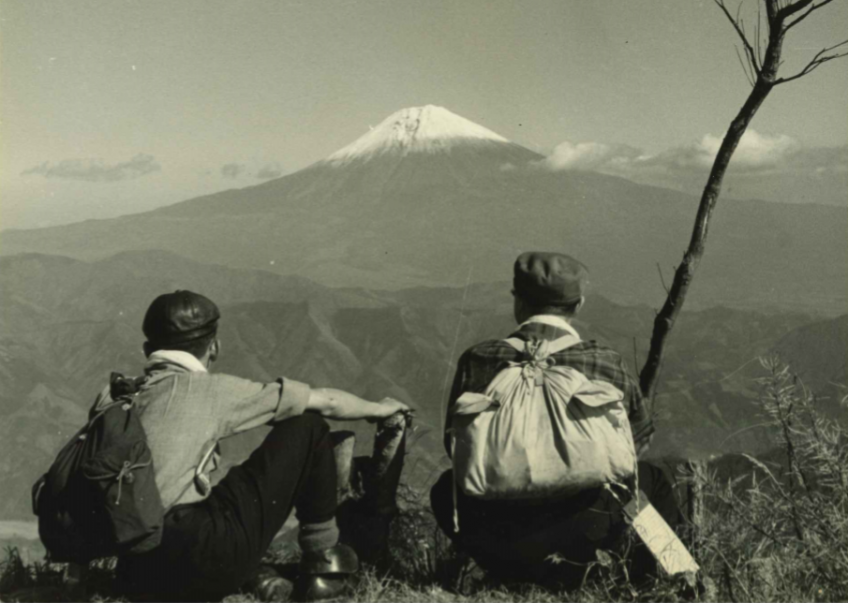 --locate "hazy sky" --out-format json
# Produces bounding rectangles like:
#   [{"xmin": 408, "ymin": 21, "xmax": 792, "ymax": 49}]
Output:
[{"xmin": 2, "ymin": 0, "xmax": 846, "ymax": 230}]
